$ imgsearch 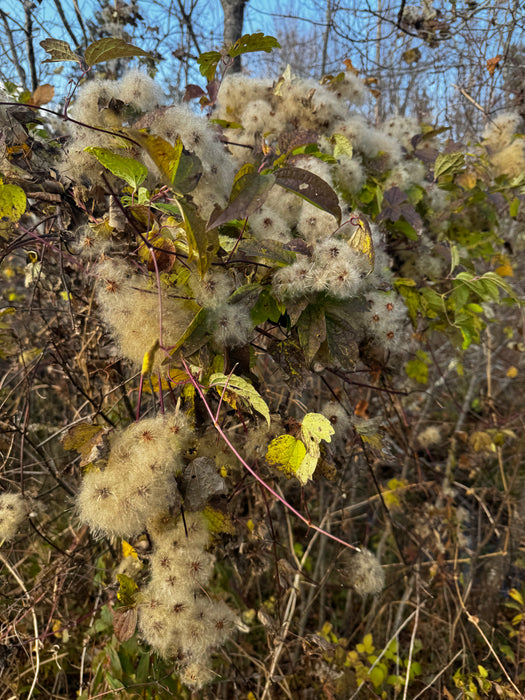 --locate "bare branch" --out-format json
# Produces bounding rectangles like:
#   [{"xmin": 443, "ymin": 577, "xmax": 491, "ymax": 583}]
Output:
[
  {"xmin": 23, "ymin": 0, "xmax": 37, "ymax": 91},
  {"xmin": 0, "ymin": 9, "xmax": 27, "ymax": 89}
]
